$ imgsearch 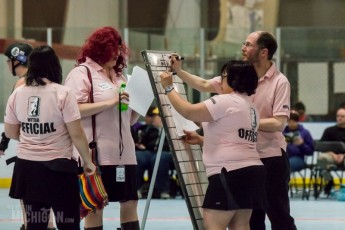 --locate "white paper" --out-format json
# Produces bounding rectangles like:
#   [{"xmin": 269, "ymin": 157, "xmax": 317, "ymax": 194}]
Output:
[
  {"xmin": 169, "ymin": 102, "xmax": 200, "ymax": 137},
  {"xmin": 125, "ymin": 66, "xmax": 154, "ymax": 116}
]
